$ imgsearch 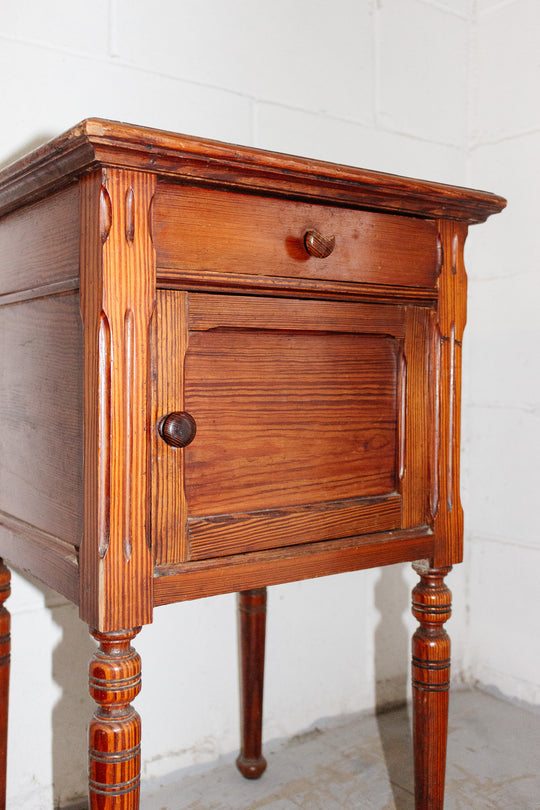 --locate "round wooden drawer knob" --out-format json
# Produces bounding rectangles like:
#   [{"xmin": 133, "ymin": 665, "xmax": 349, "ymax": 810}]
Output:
[
  {"xmin": 158, "ymin": 411, "xmax": 197, "ymax": 448},
  {"xmin": 304, "ymin": 229, "xmax": 336, "ymax": 258}
]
